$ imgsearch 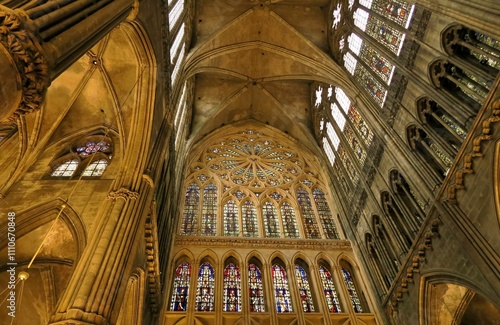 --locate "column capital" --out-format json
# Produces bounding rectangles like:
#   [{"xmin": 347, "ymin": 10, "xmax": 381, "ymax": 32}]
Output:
[
  {"xmin": 0, "ymin": 7, "xmax": 49, "ymax": 121},
  {"xmin": 106, "ymin": 187, "xmax": 140, "ymax": 201}
]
